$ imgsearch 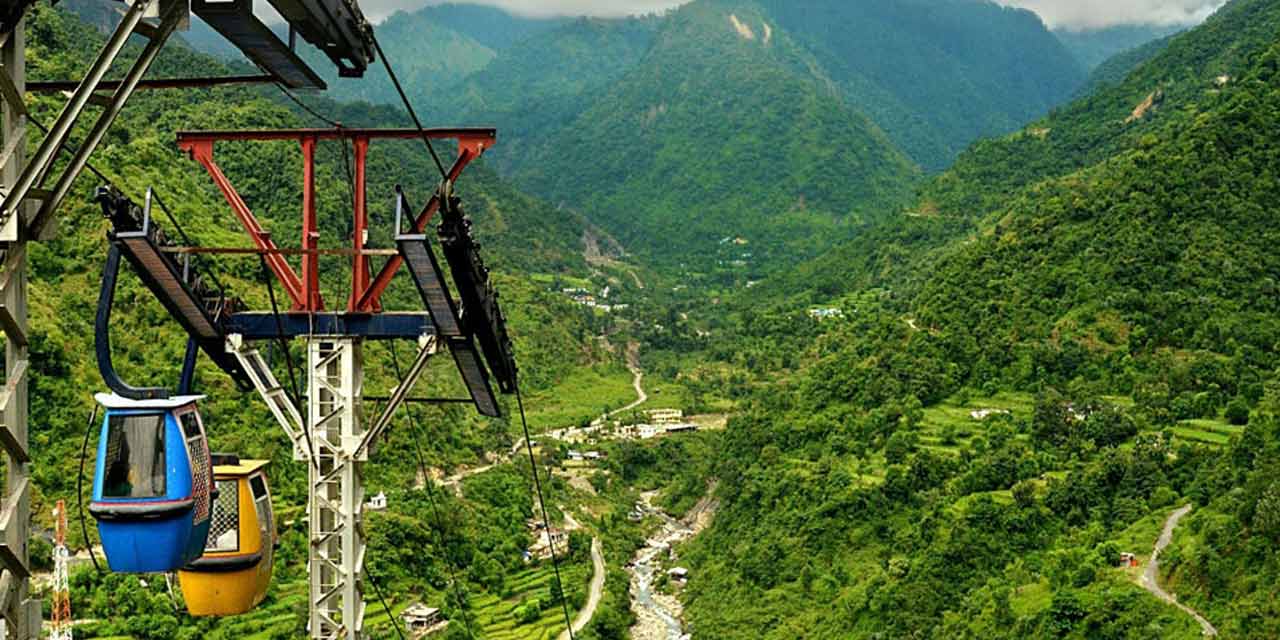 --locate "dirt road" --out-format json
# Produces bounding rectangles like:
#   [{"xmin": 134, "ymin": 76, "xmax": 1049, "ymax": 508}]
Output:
[
  {"xmin": 1141, "ymin": 505, "xmax": 1217, "ymax": 637},
  {"xmin": 601, "ymin": 342, "xmax": 646, "ymax": 422},
  {"xmin": 559, "ymin": 537, "xmax": 605, "ymax": 640}
]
